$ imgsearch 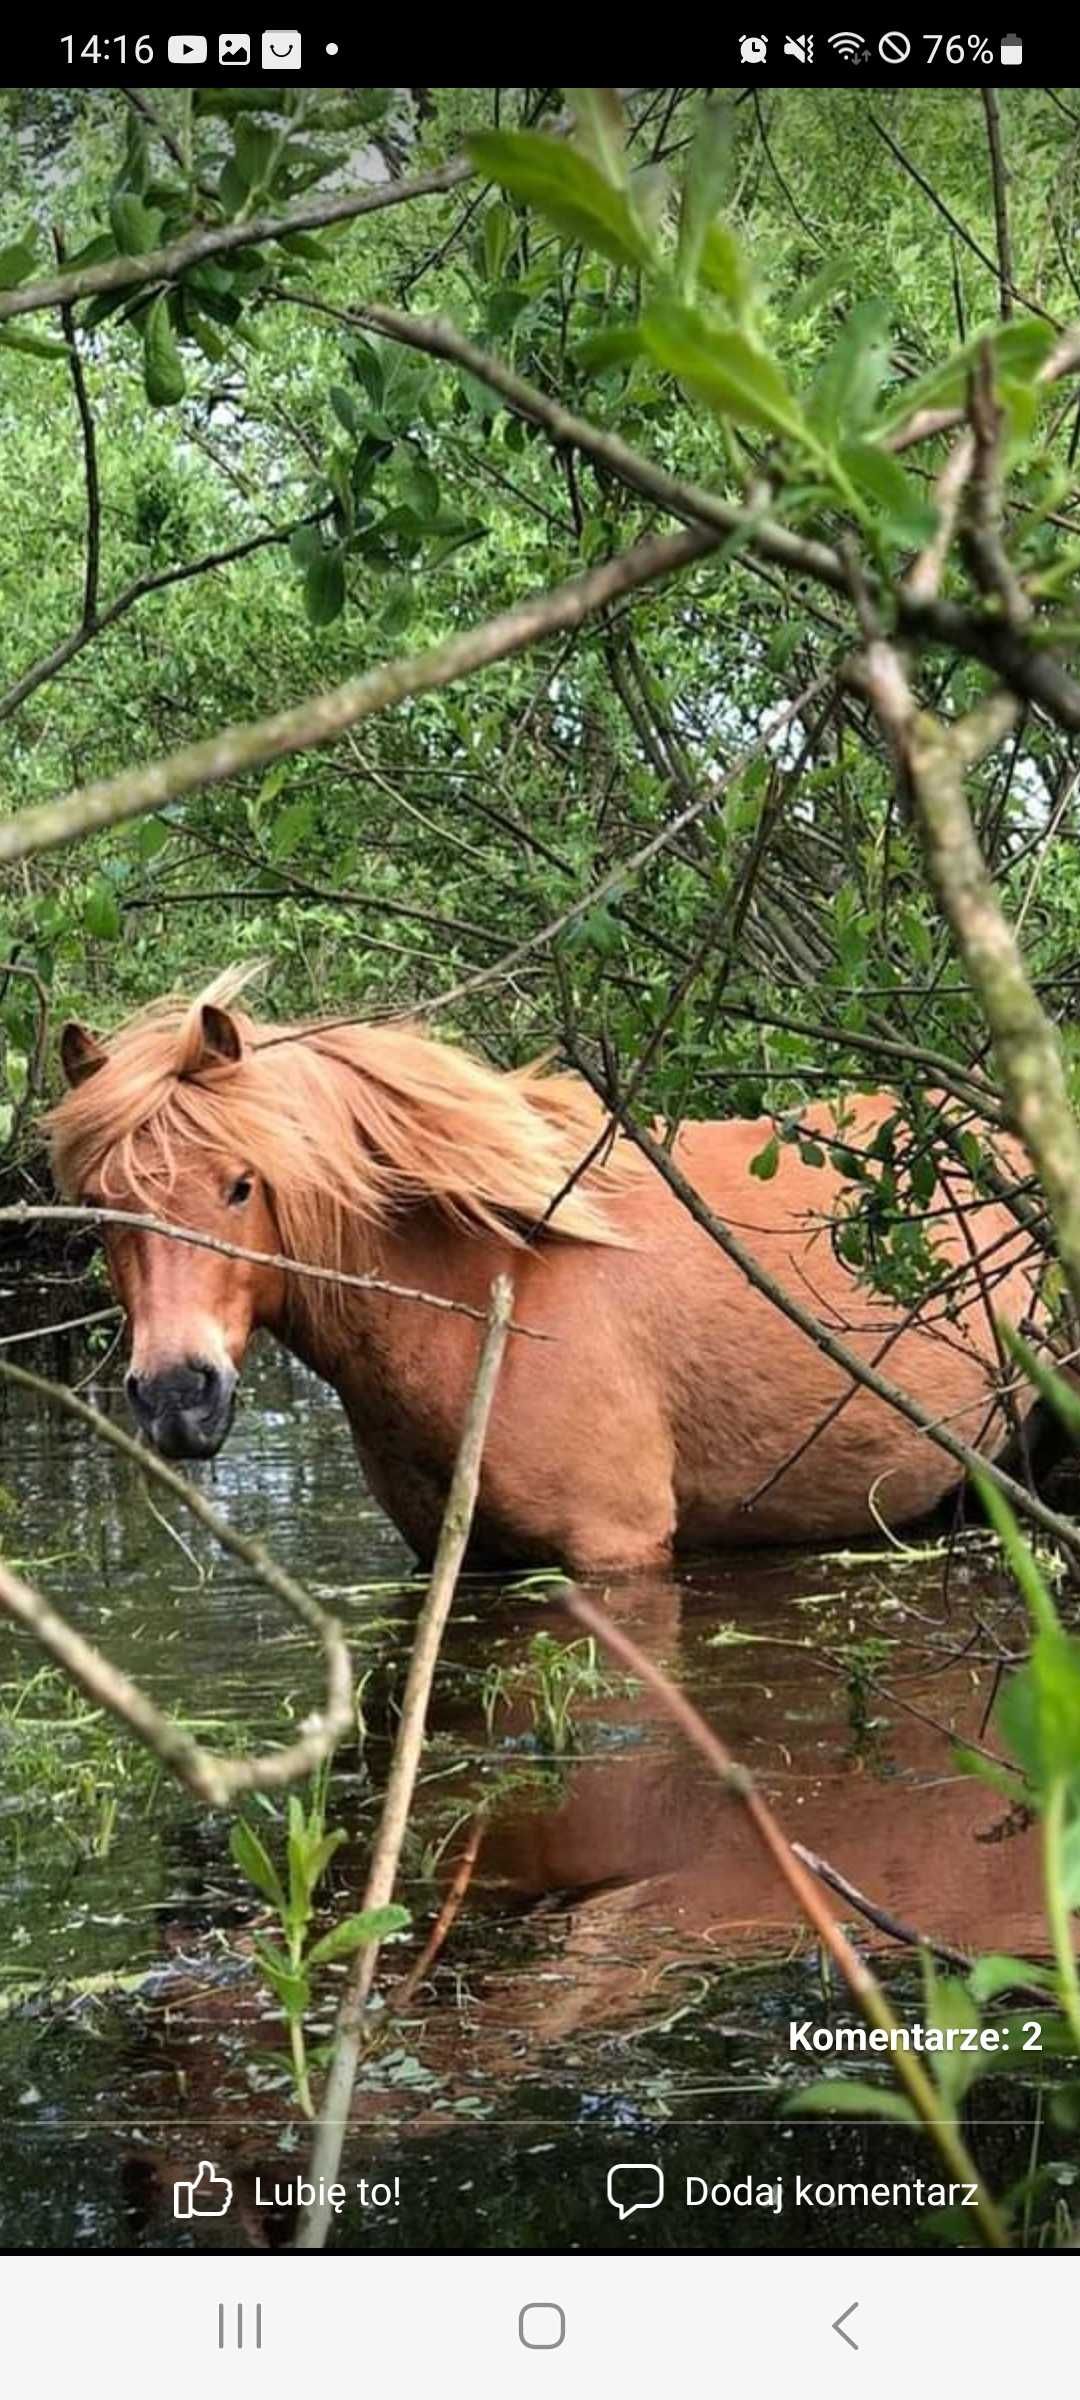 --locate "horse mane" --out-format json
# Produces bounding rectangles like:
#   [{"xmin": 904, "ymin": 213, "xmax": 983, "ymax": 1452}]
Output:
[{"xmin": 45, "ymin": 971, "xmax": 636, "ymax": 1307}]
